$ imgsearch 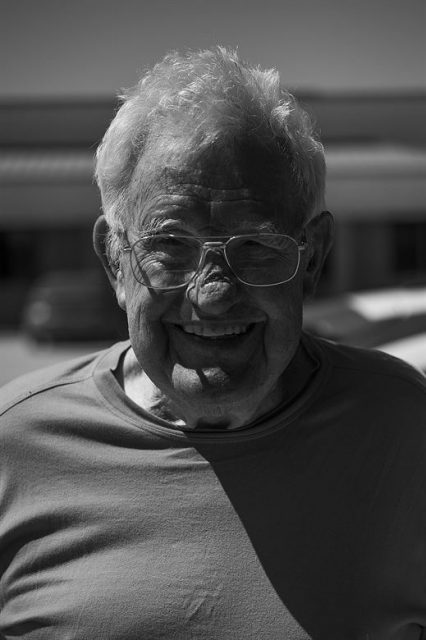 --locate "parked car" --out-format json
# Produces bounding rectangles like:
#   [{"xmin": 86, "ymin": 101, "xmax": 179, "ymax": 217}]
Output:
[
  {"xmin": 21, "ymin": 269, "xmax": 128, "ymax": 343},
  {"xmin": 303, "ymin": 285, "xmax": 426, "ymax": 372}
]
